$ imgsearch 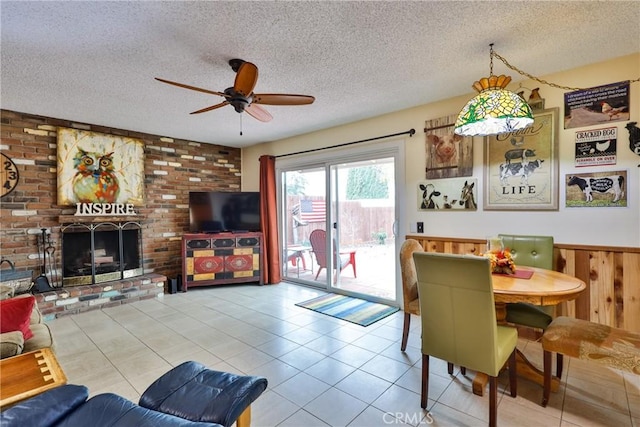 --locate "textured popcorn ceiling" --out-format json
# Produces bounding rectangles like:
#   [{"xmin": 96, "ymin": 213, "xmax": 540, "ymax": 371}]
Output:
[{"xmin": 1, "ymin": 1, "xmax": 639, "ymax": 147}]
